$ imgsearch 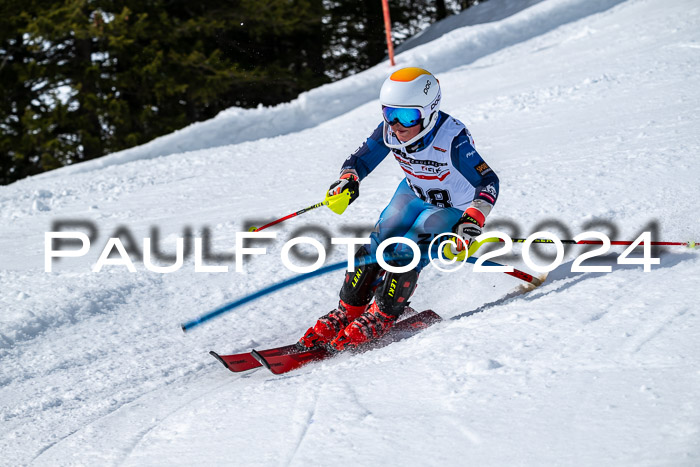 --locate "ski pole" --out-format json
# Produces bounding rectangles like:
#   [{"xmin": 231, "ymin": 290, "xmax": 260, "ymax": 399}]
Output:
[
  {"xmin": 249, "ymin": 201, "xmax": 325, "ymax": 232},
  {"xmin": 482, "ymin": 238, "xmax": 696, "ymax": 248},
  {"xmin": 248, "ymin": 191, "xmax": 353, "ymax": 232},
  {"xmin": 443, "ymin": 240, "xmax": 544, "ymax": 287}
]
